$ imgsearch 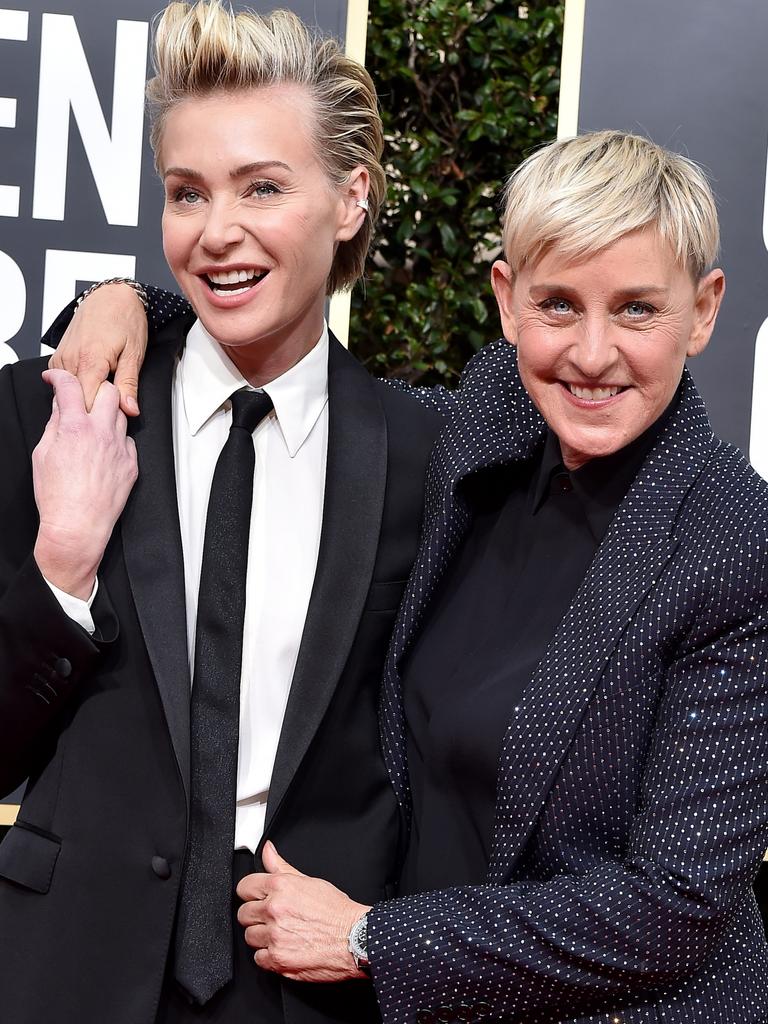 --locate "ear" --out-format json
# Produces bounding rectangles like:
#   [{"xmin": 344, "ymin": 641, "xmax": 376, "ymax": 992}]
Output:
[
  {"xmin": 335, "ymin": 165, "xmax": 371, "ymax": 242},
  {"xmin": 490, "ymin": 259, "xmax": 517, "ymax": 345},
  {"xmin": 687, "ymin": 268, "xmax": 725, "ymax": 358}
]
